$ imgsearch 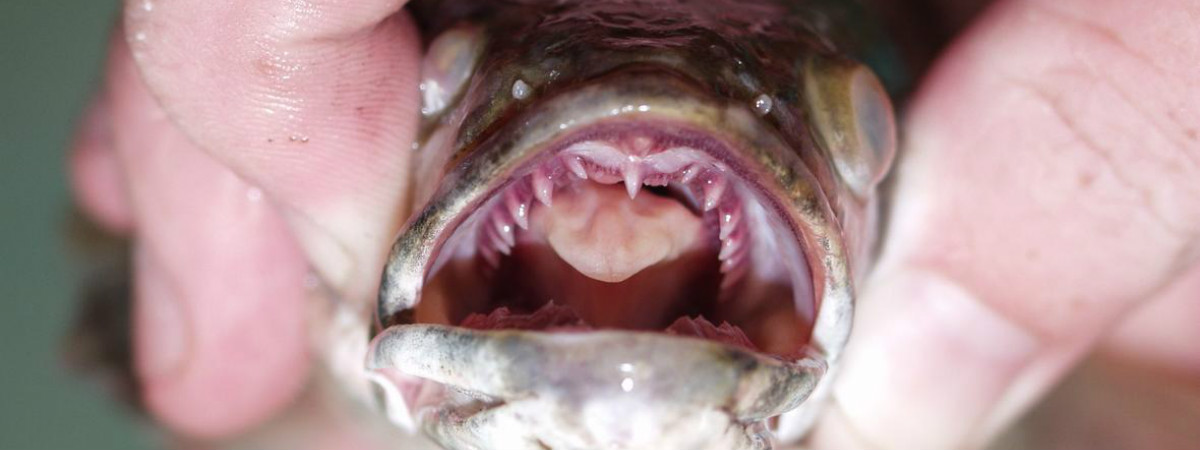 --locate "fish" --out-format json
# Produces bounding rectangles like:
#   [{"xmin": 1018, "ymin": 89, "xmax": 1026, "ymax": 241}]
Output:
[{"xmin": 366, "ymin": 1, "xmax": 899, "ymax": 449}]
